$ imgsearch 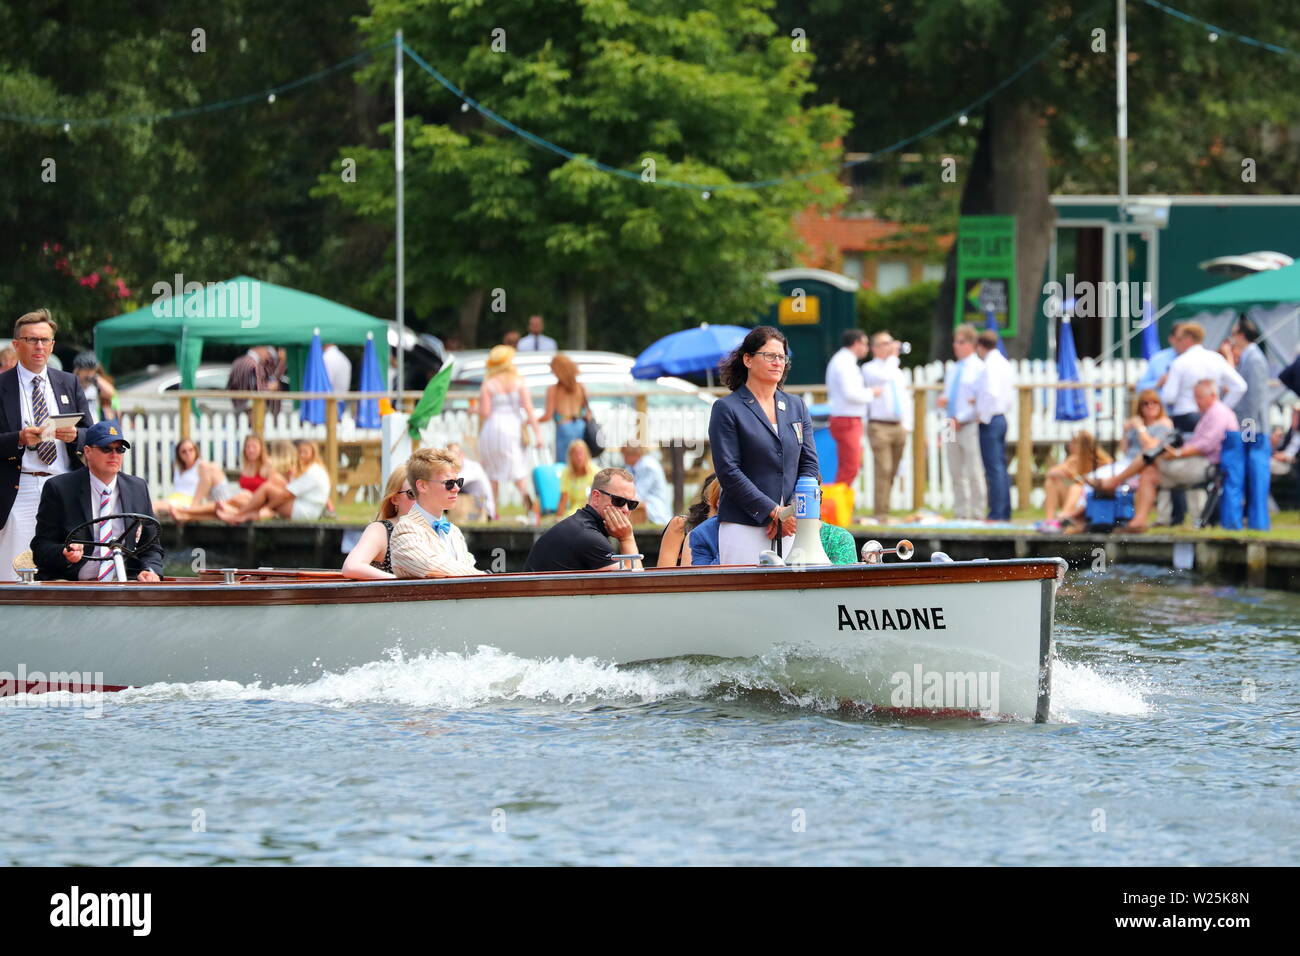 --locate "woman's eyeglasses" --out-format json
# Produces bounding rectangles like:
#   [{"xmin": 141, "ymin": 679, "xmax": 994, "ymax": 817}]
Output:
[
  {"xmin": 752, "ymin": 350, "xmax": 791, "ymax": 366},
  {"xmin": 594, "ymin": 487, "xmax": 639, "ymax": 511},
  {"xmin": 400, "ymin": 488, "xmax": 417, "ymax": 500}
]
